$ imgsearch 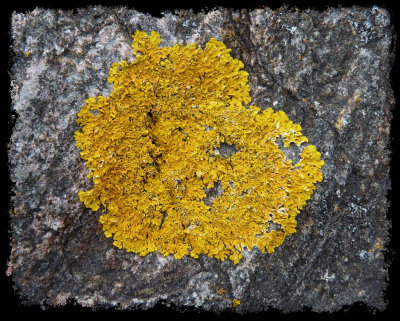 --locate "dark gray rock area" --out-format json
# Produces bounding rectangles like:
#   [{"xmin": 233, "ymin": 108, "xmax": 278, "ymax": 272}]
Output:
[{"xmin": 7, "ymin": 6, "xmax": 393, "ymax": 312}]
